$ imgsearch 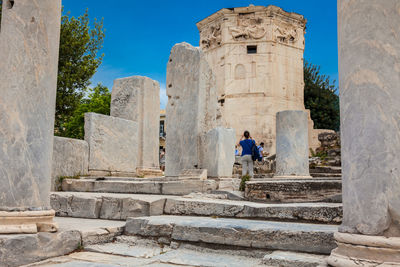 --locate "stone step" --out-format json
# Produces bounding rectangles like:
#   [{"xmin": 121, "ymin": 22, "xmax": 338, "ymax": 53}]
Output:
[
  {"xmin": 27, "ymin": 236, "xmax": 329, "ymax": 267},
  {"xmin": 125, "ymin": 215, "xmax": 338, "ymax": 254},
  {"xmin": 310, "ymin": 172, "xmax": 341, "ymax": 178},
  {"xmin": 263, "ymin": 251, "xmax": 328, "ymax": 267},
  {"xmin": 51, "ymin": 192, "xmax": 342, "ymax": 224},
  {"xmin": 310, "ymin": 166, "xmax": 342, "ymax": 174},
  {"xmin": 245, "ymin": 179, "xmax": 342, "ymax": 203},
  {"xmin": 28, "ymin": 237, "xmax": 267, "ymax": 266},
  {"xmin": 61, "ymin": 177, "xmax": 217, "ymax": 195}
]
